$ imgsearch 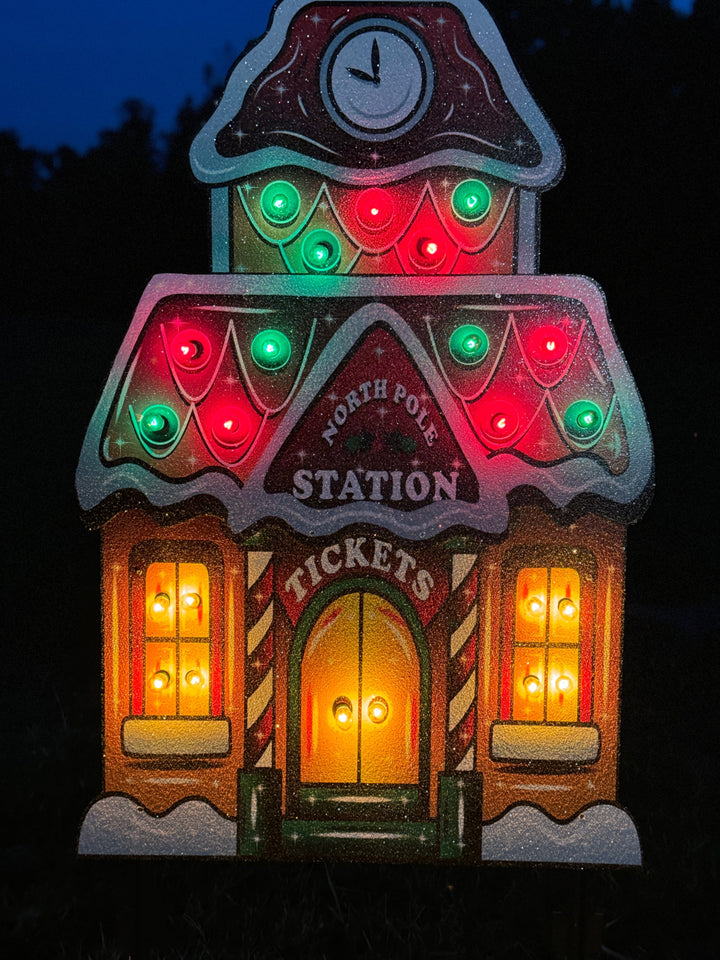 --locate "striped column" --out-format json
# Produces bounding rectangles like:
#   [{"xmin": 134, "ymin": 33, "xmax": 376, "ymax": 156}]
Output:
[
  {"xmin": 446, "ymin": 554, "xmax": 479, "ymax": 772},
  {"xmin": 244, "ymin": 551, "xmax": 275, "ymax": 768}
]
